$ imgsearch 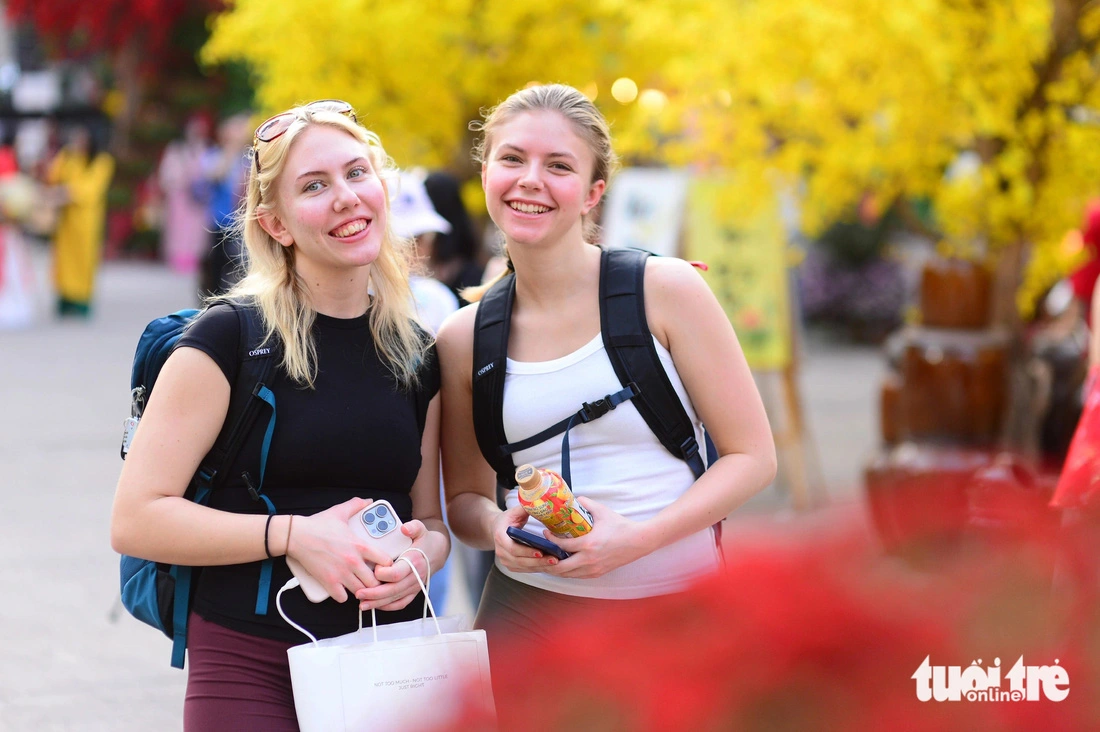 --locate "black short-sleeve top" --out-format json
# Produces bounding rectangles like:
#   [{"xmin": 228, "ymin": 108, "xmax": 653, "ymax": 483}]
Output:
[{"xmin": 173, "ymin": 302, "xmax": 440, "ymax": 642}]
